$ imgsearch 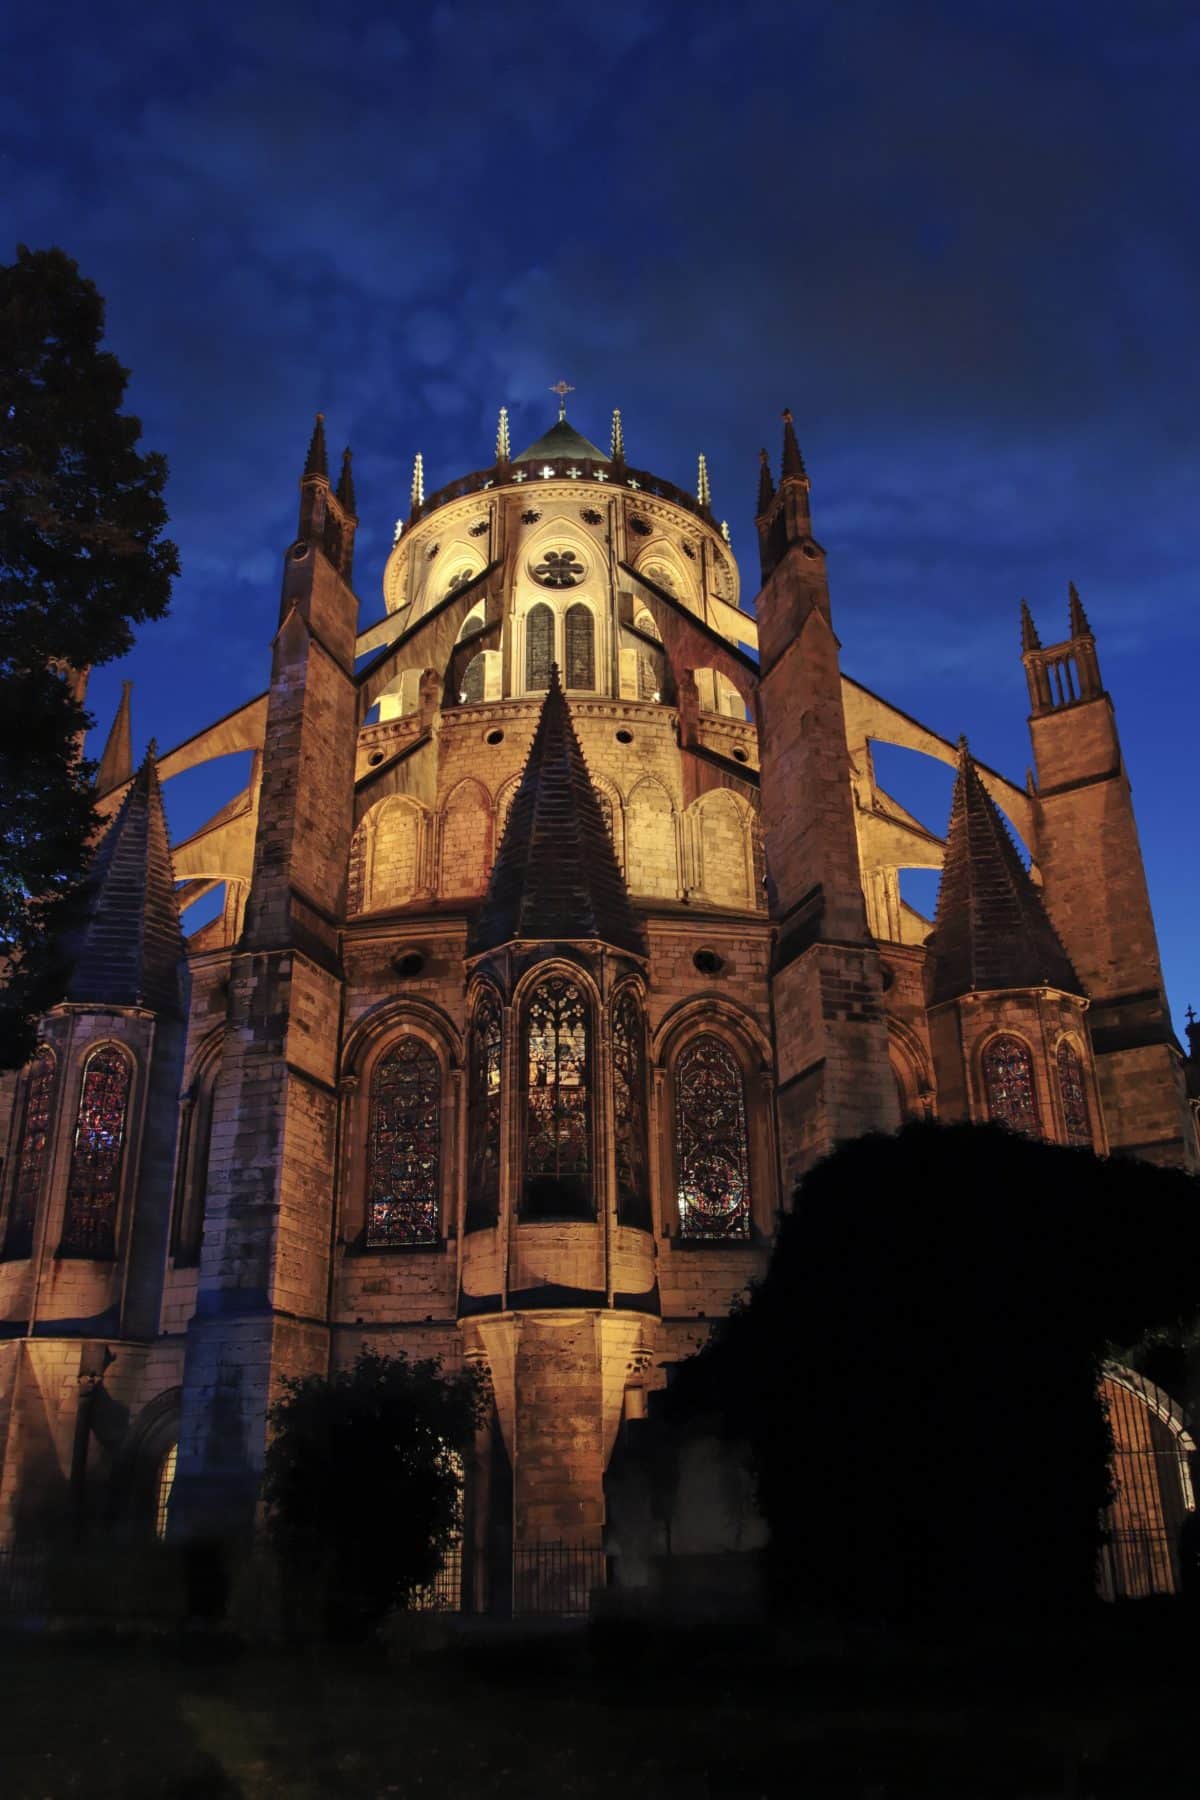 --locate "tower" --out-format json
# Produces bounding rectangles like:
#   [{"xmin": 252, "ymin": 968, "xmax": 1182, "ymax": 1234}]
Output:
[
  {"xmin": 753, "ymin": 412, "xmax": 898, "ymax": 1188},
  {"xmin": 1021, "ymin": 590, "xmax": 1193, "ymax": 1167}
]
